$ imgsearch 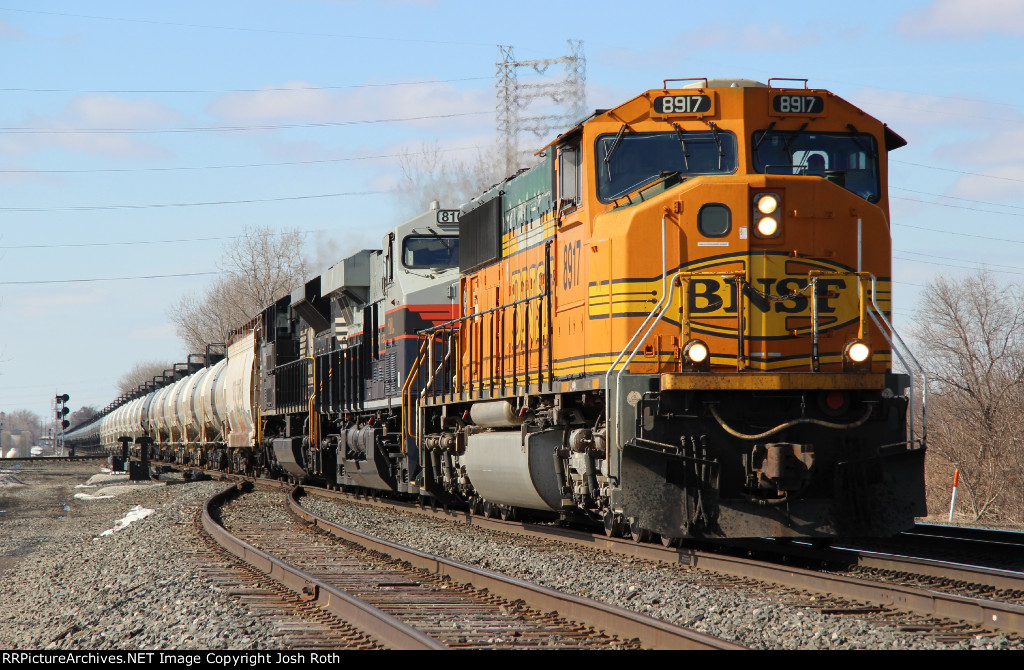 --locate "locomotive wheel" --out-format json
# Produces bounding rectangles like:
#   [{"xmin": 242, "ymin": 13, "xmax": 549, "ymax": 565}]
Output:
[
  {"xmin": 483, "ymin": 501, "xmax": 495, "ymax": 518},
  {"xmin": 603, "ymin": 514, "xmax": 621, "ymax": 537},
  {"xmin": 499, "ymin": 505, "xmax": 517, "ymax": 522},
  {"xmin": 660, "ymin": 535, "xmax": 680, "ymax": 548},
  {"xmin": 629, "ymin": 518, "xmax": 651, "ymax": 544}
]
